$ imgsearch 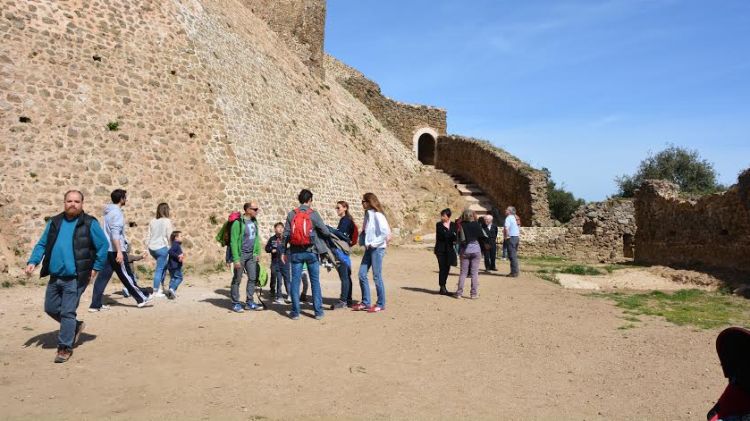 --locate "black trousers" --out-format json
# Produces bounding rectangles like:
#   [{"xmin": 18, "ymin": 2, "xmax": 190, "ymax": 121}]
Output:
[
  {"xmin": 436, "ymin": 252, "xmax": 454, "ymax": 288},
  {"xmin": 483, "ymin": 242, "xmax": 497, "ymax": 271}
]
